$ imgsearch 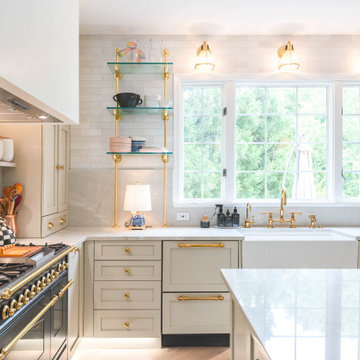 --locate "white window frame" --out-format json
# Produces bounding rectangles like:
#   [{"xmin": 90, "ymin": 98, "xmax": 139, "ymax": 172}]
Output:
[{"xmin": 173, "ymin": 74, "xmax": 360, "ymax": 208}]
